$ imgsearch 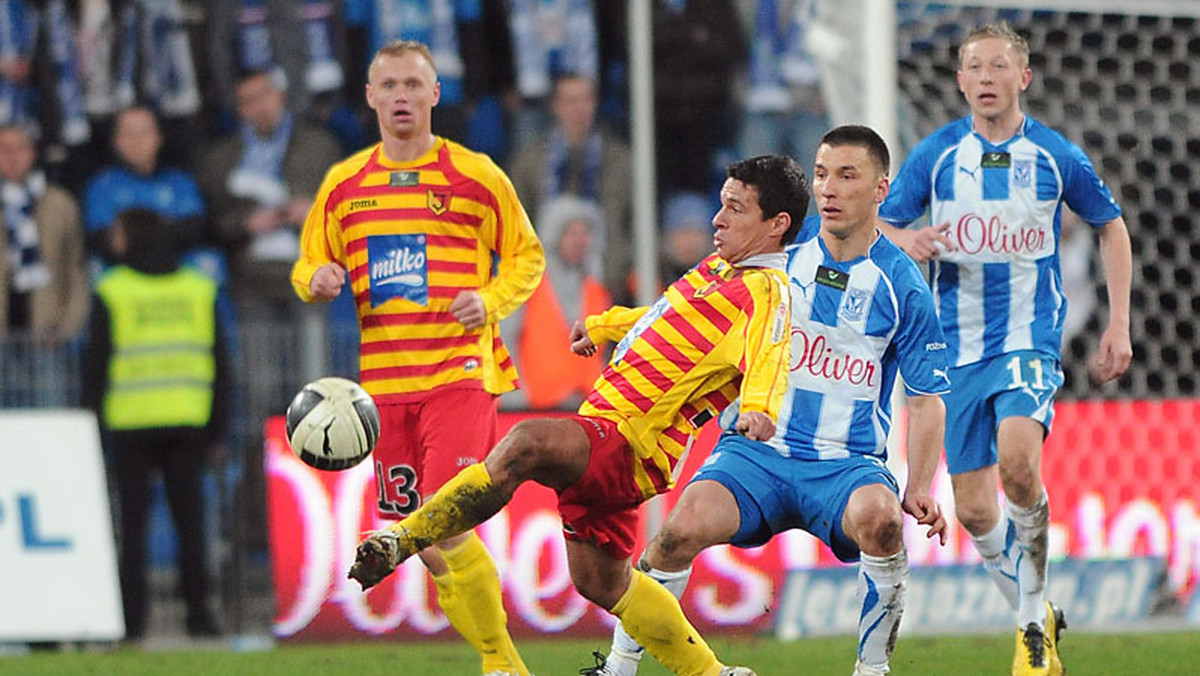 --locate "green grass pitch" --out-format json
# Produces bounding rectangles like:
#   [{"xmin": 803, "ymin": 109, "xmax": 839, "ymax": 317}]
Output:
[{"xmin": 6, "ymin": 630, "xmax": 1200, "ymax": 675}]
